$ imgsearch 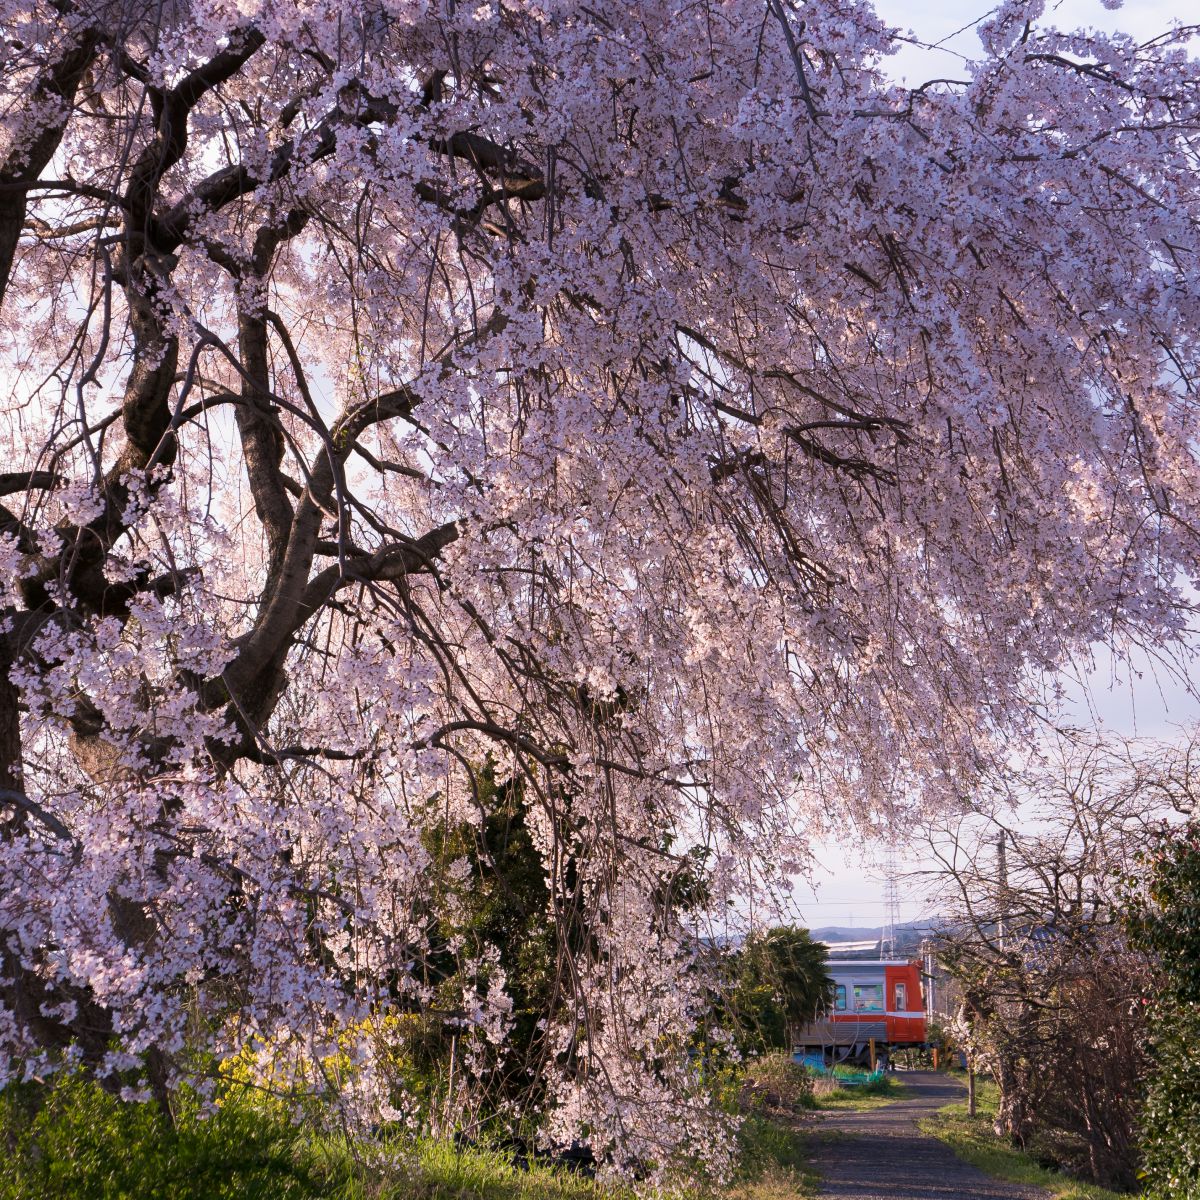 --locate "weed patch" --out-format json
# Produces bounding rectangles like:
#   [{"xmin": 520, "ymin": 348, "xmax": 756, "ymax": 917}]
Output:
[
  {"xmin": 729, "ymin": 1115, "xmax": 820, "ymax": 1200},
  {"xmin": 919, "ymin": 1080, "xmax": 1130, "ymax": 1200},
  {"xmin": 812, "ymin": 1072, "xmax": 910, "ymax": 1112}
]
